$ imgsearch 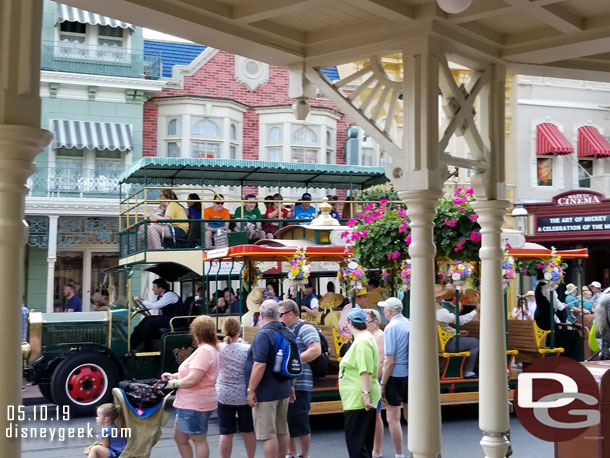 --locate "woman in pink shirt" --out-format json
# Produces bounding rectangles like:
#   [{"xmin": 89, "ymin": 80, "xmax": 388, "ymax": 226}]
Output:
[{"xmin": 162, "ymin": 316, "xmax": 219, "ymax": 458}]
